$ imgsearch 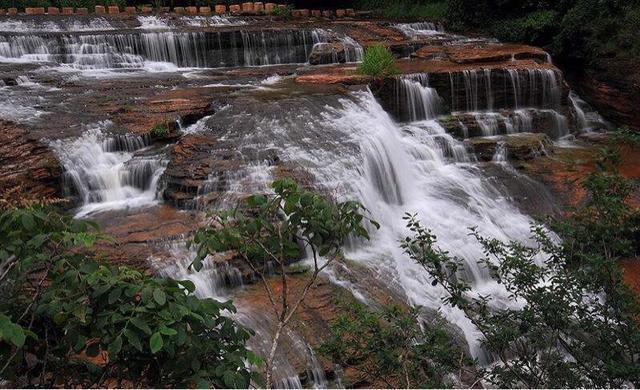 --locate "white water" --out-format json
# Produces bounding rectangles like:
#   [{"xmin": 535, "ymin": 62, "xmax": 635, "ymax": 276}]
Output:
[
  {"xmin": 0, "ymin": 28, "xmax": 356, "ymax": 69},
  {"xmin": 175, "ymin": 89, "xmax": 539, "ymax": 361},
  {"xmin": 50, "ymin": 123, "xmax": 167, "ymax": 217},
  {"xmin": 0, "ymin": 17, "xmax": 115, "ymax": 32},
  {"xmin": 569, "ymin": 91, "xmax": 610, "ymax": 132},
  {"xmin": 394, "ymin": 22, "xmax": 444, "ymax": 39}
]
